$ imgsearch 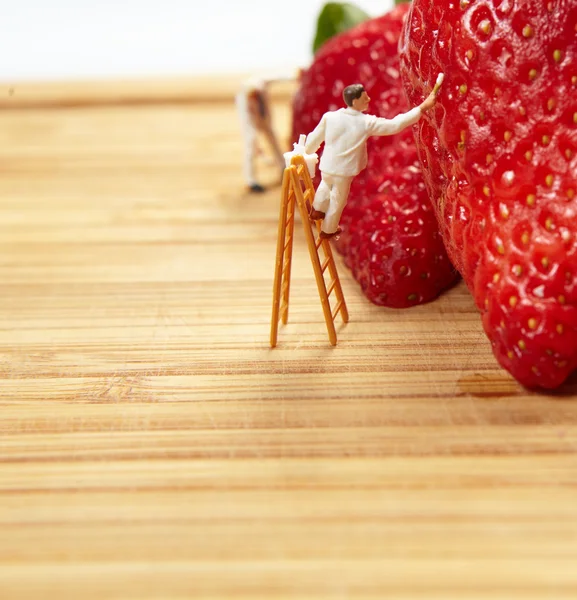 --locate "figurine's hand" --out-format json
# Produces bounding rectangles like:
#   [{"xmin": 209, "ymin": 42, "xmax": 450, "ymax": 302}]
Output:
[
  {"xmin": 419, "ymin": 91, "xmax": 437, "ymax": 112},
  {"xmin": 419, "ymin": 72, "xmax": 444, "ymax": 112}
]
